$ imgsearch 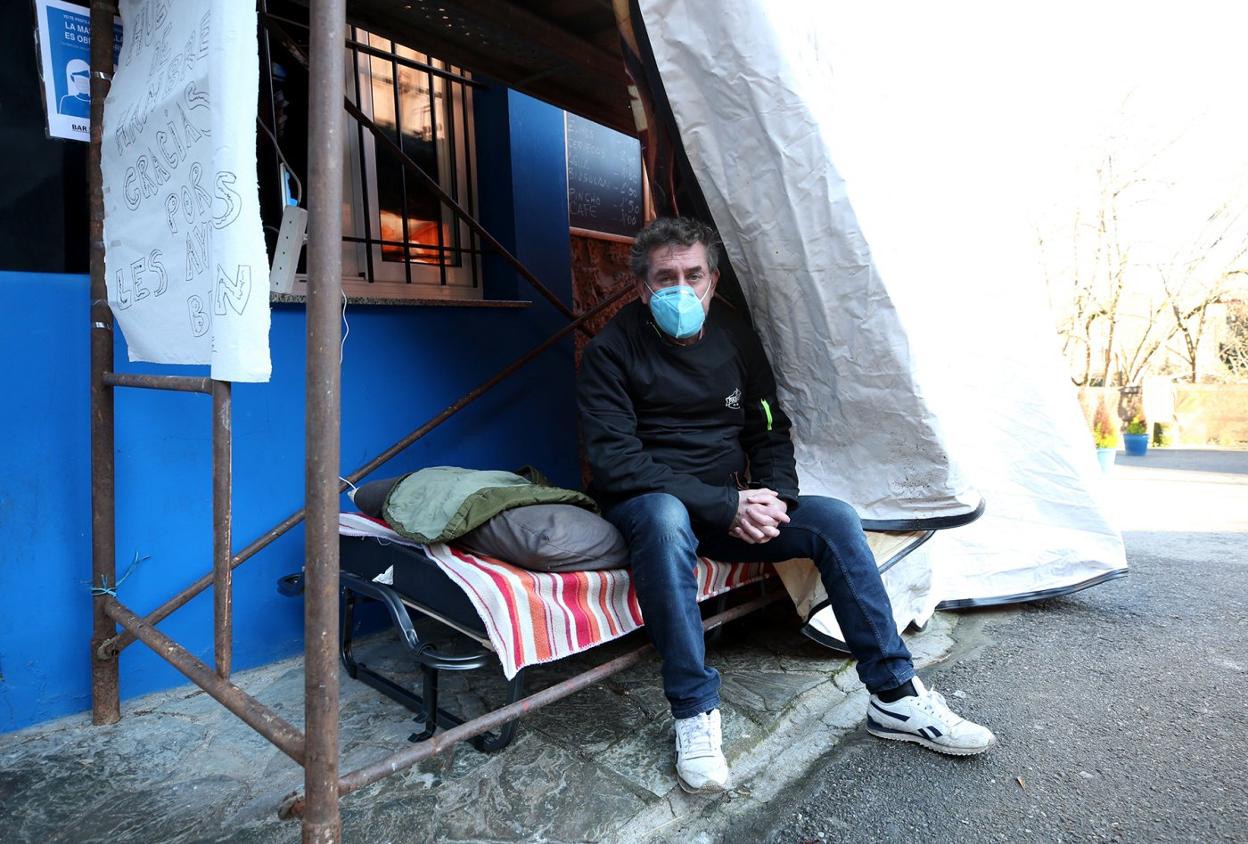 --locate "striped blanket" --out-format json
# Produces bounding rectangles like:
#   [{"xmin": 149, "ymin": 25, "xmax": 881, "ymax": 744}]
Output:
[{"xmin": 339, "ymin": 513, "xmax": 772, "ymax": 679}]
